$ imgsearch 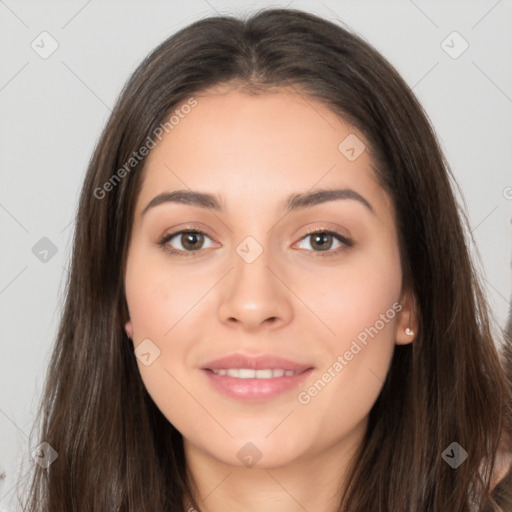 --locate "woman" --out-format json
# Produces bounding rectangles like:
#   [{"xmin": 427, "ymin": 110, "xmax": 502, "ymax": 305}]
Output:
[{"xmin": 20, "ymin": 8, "xmax": 512, "ymax": 511}]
